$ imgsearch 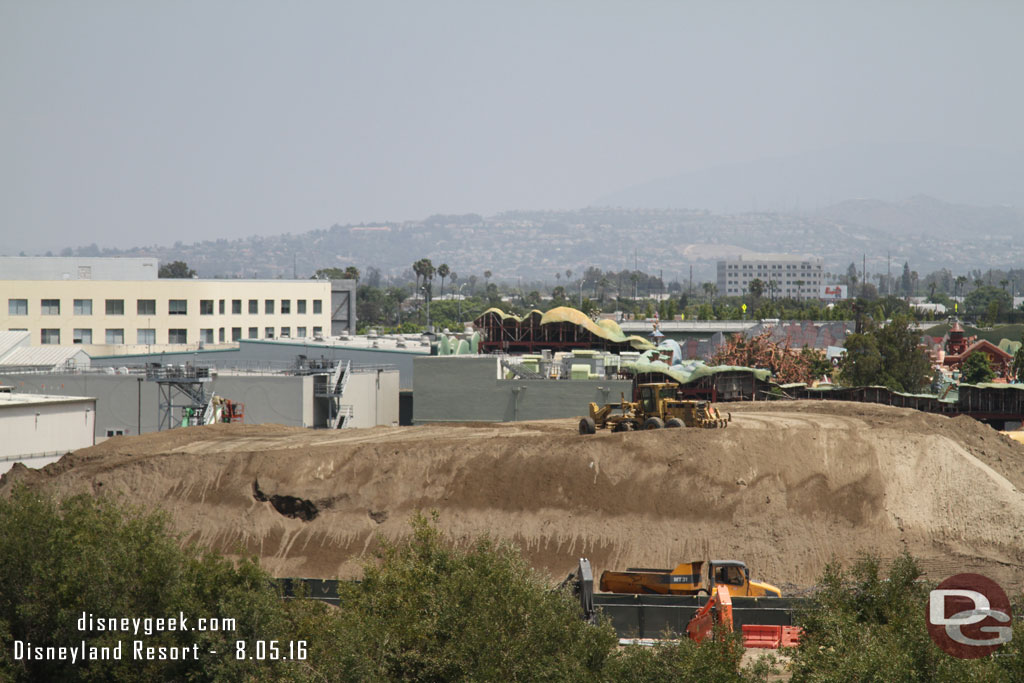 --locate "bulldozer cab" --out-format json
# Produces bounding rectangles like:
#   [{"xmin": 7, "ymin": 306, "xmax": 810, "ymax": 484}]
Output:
[{"xmin": 637, "ymin": 384, "xmax": 677, "ymax": 416}]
